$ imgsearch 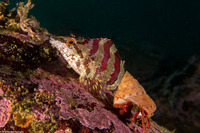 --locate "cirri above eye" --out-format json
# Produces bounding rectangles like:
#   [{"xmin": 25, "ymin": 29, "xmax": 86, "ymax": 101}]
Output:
[{"xmin": 67, "ymin": 38, "xmax": 76, "ymax": 46}]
